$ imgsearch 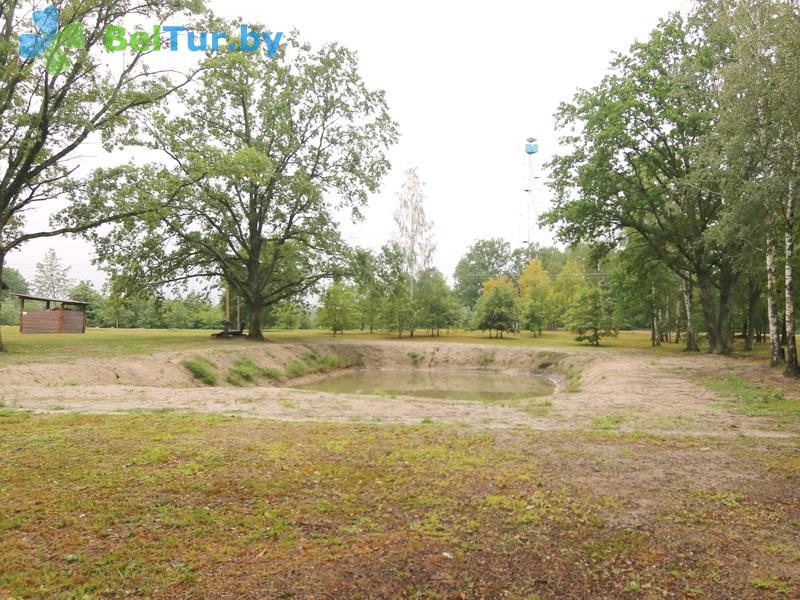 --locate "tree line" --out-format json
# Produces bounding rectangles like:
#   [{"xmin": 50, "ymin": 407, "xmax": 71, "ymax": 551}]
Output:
[{"xmin": 544, "ymin": 0, "xmax": 800, "ymax": 375}]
